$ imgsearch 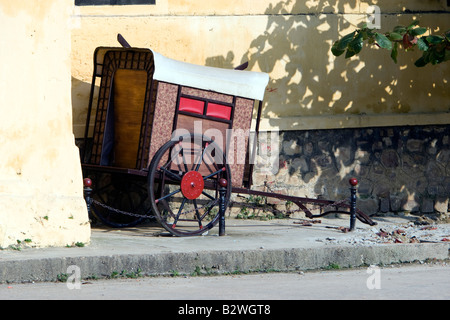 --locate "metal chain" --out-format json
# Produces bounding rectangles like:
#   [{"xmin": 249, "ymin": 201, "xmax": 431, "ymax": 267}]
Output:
[
  {"xmin": 91, "ymin": 198, "xmax": 219, "ymax": 219},
  {"xmin": 91, "ymin": 199, "xmax": 154, "ymax": 218}
]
